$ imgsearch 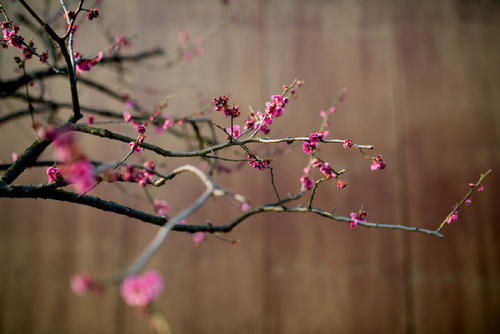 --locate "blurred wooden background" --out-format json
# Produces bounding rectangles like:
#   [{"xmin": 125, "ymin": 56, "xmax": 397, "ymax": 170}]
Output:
[{"xmin": 1, "ymin": 0, "xmax": 499, "ymax": 333}]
